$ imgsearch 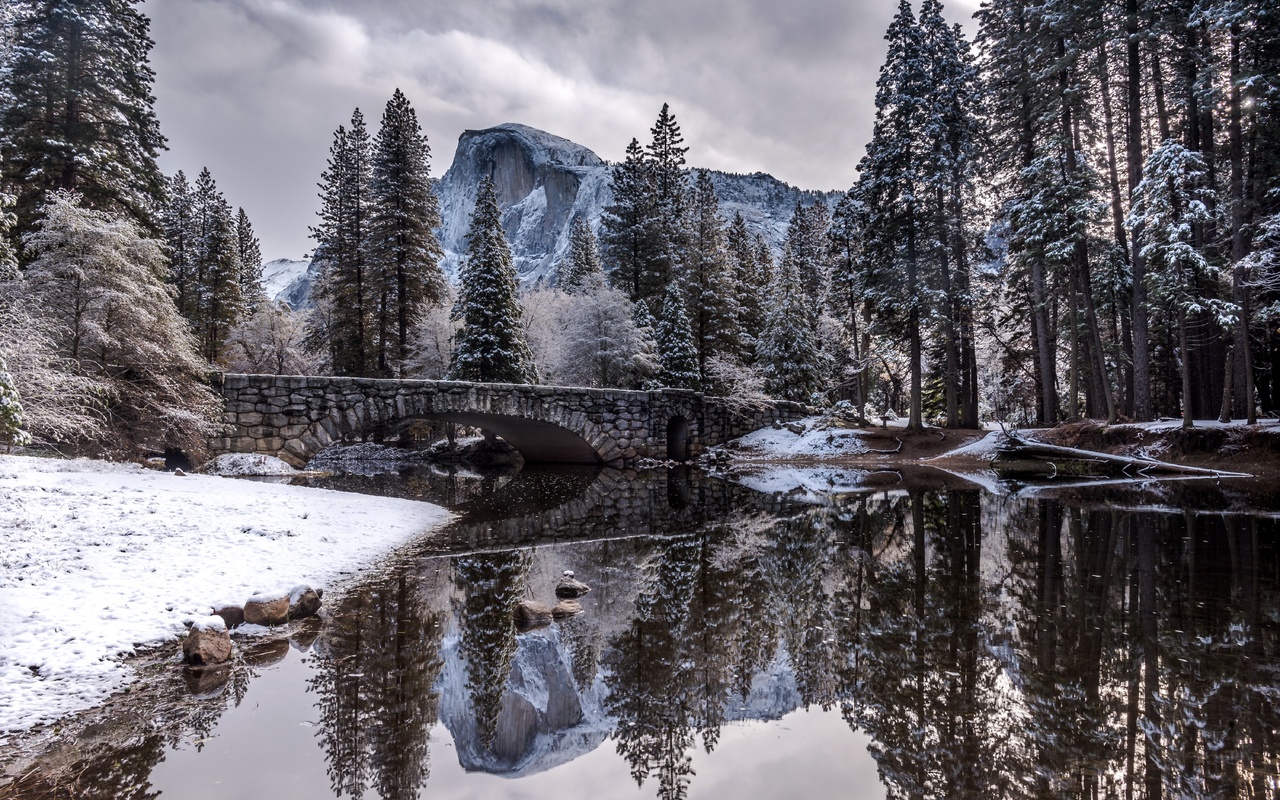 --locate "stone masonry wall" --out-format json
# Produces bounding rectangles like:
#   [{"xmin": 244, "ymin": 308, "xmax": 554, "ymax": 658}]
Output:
[{"xmin": 211, "ymin": 374, "xmax": 809, "ymax": 467}]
